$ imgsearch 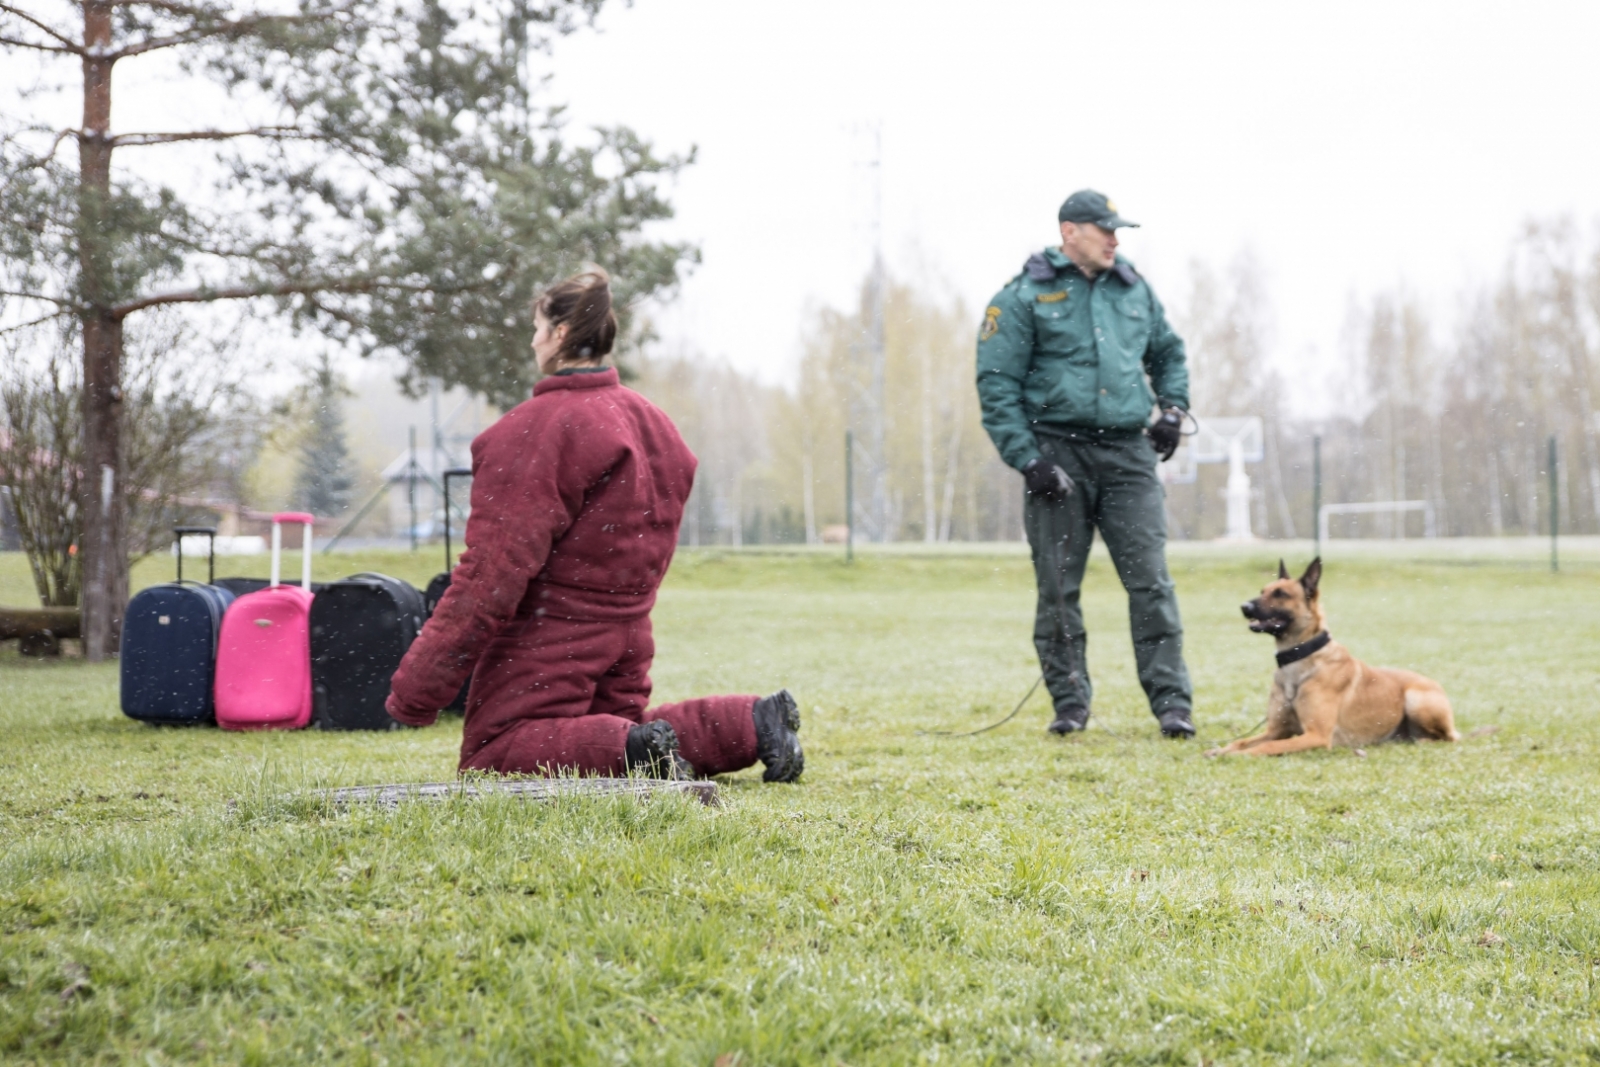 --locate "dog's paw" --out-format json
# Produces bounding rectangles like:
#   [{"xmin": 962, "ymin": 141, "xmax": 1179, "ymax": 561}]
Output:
[{"xmin": 1203, "ymin": 746, "xmax": 1228, "ymax": 758}]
